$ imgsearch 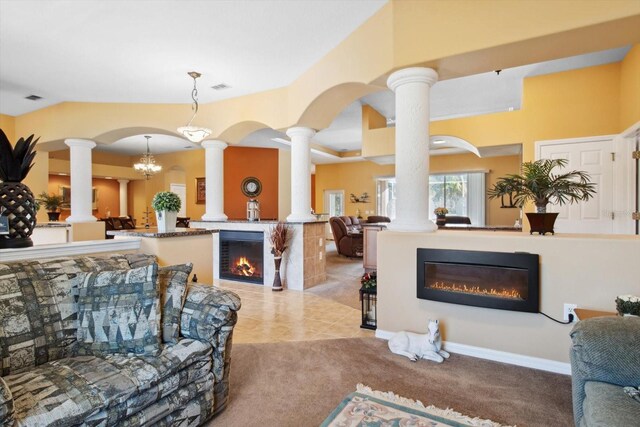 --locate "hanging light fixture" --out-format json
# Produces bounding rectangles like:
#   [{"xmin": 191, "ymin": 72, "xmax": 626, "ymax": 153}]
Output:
[
  {"xmin": 177, "ymin": 71, "xmax": 212, "ymax": 143},
  {"xmin": 134, "ymin": 135, "xmax": 162, "ymax": 179}
]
